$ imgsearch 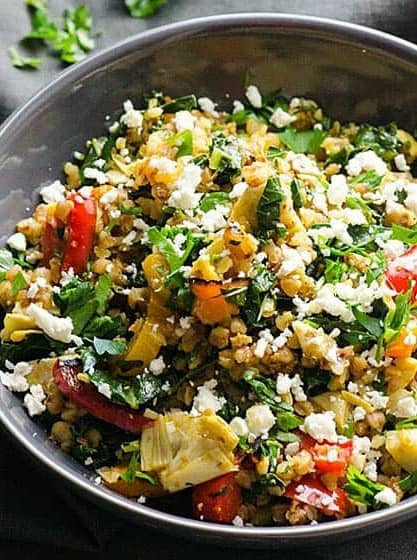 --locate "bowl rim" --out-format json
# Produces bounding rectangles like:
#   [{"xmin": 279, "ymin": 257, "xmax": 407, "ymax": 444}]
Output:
[{"xmin": 2, "ymin": 11, "xmax": 417, "ymax": 545}]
